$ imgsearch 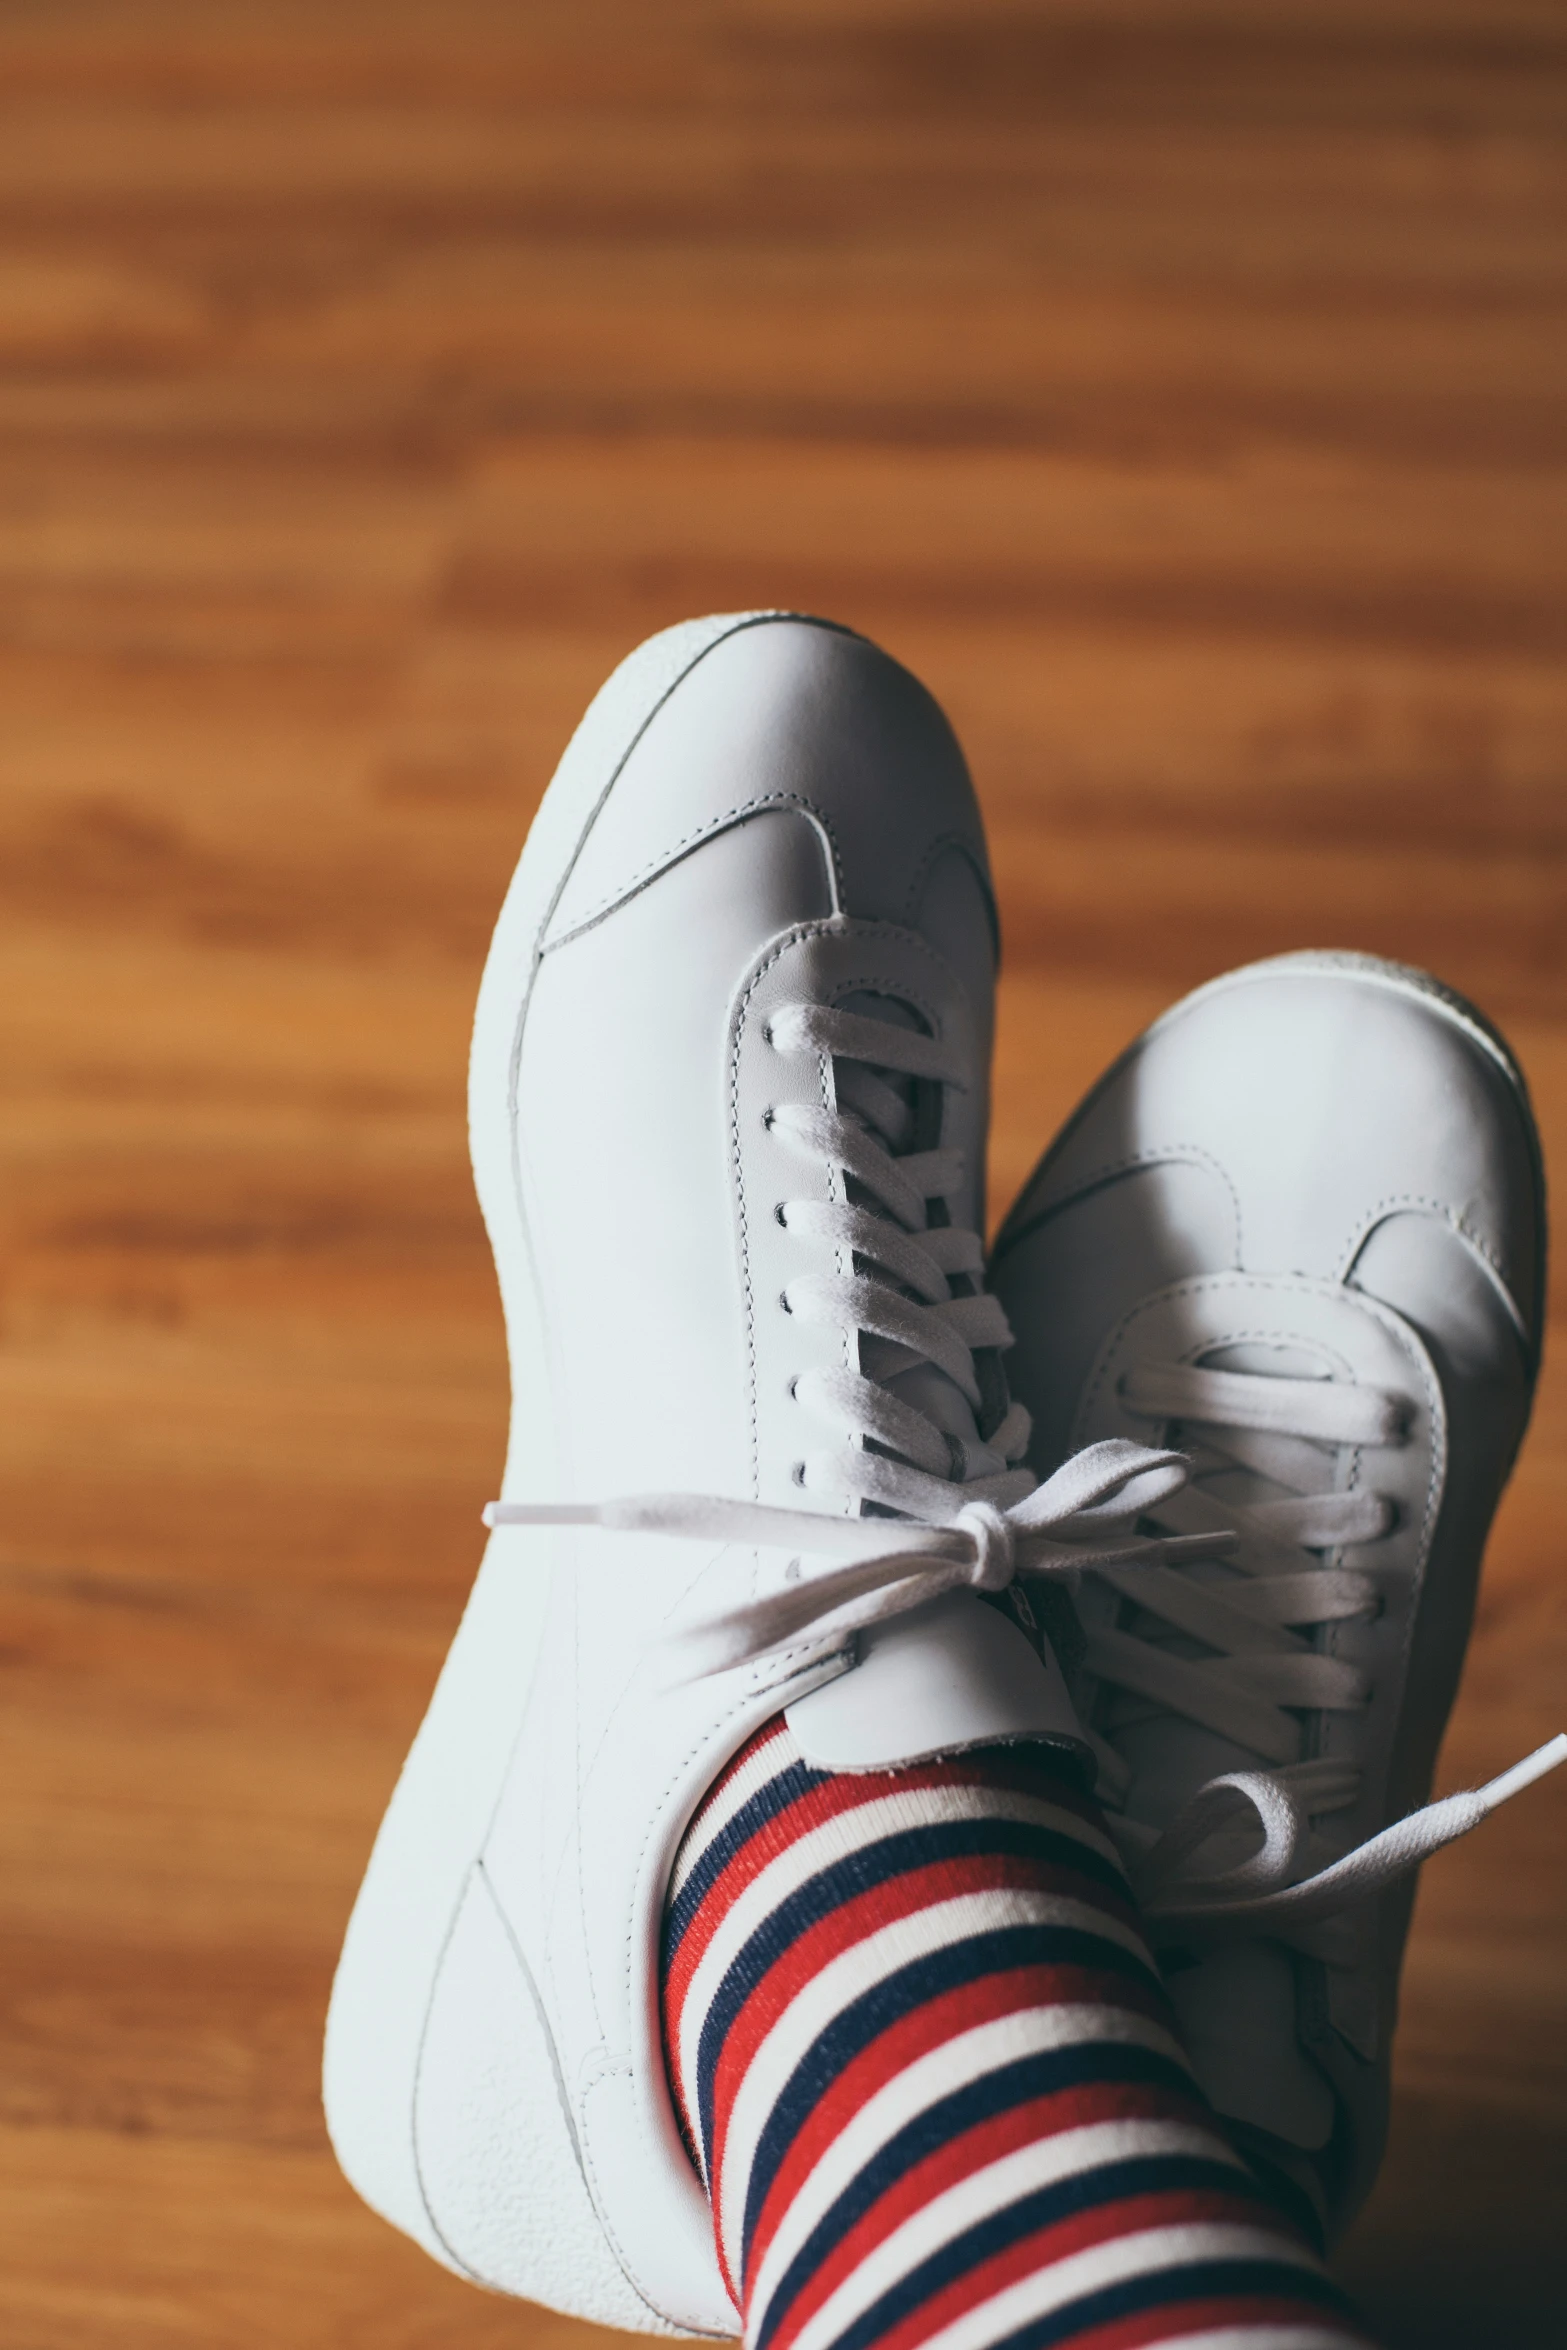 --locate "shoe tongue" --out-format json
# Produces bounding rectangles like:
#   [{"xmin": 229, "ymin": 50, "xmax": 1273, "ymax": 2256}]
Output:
[
  {"xmin": 1116, "ymin": 1338, "xmax": 1361, "ymax": 1824},
  {"xmin": 874, "ymin": 1358, "xmax": 982, "ymax": 1457},
  {"xmin": 1192, "ymin": 1339, "xmax": 1347, "ymax": 1502},
  {"xmin": 833, "ymin": 989, "xmax": 986, "ymax": 1469},
  {"xmin": 835, "ymin": 987, "xmax": 920, "ymax": 1134}
]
